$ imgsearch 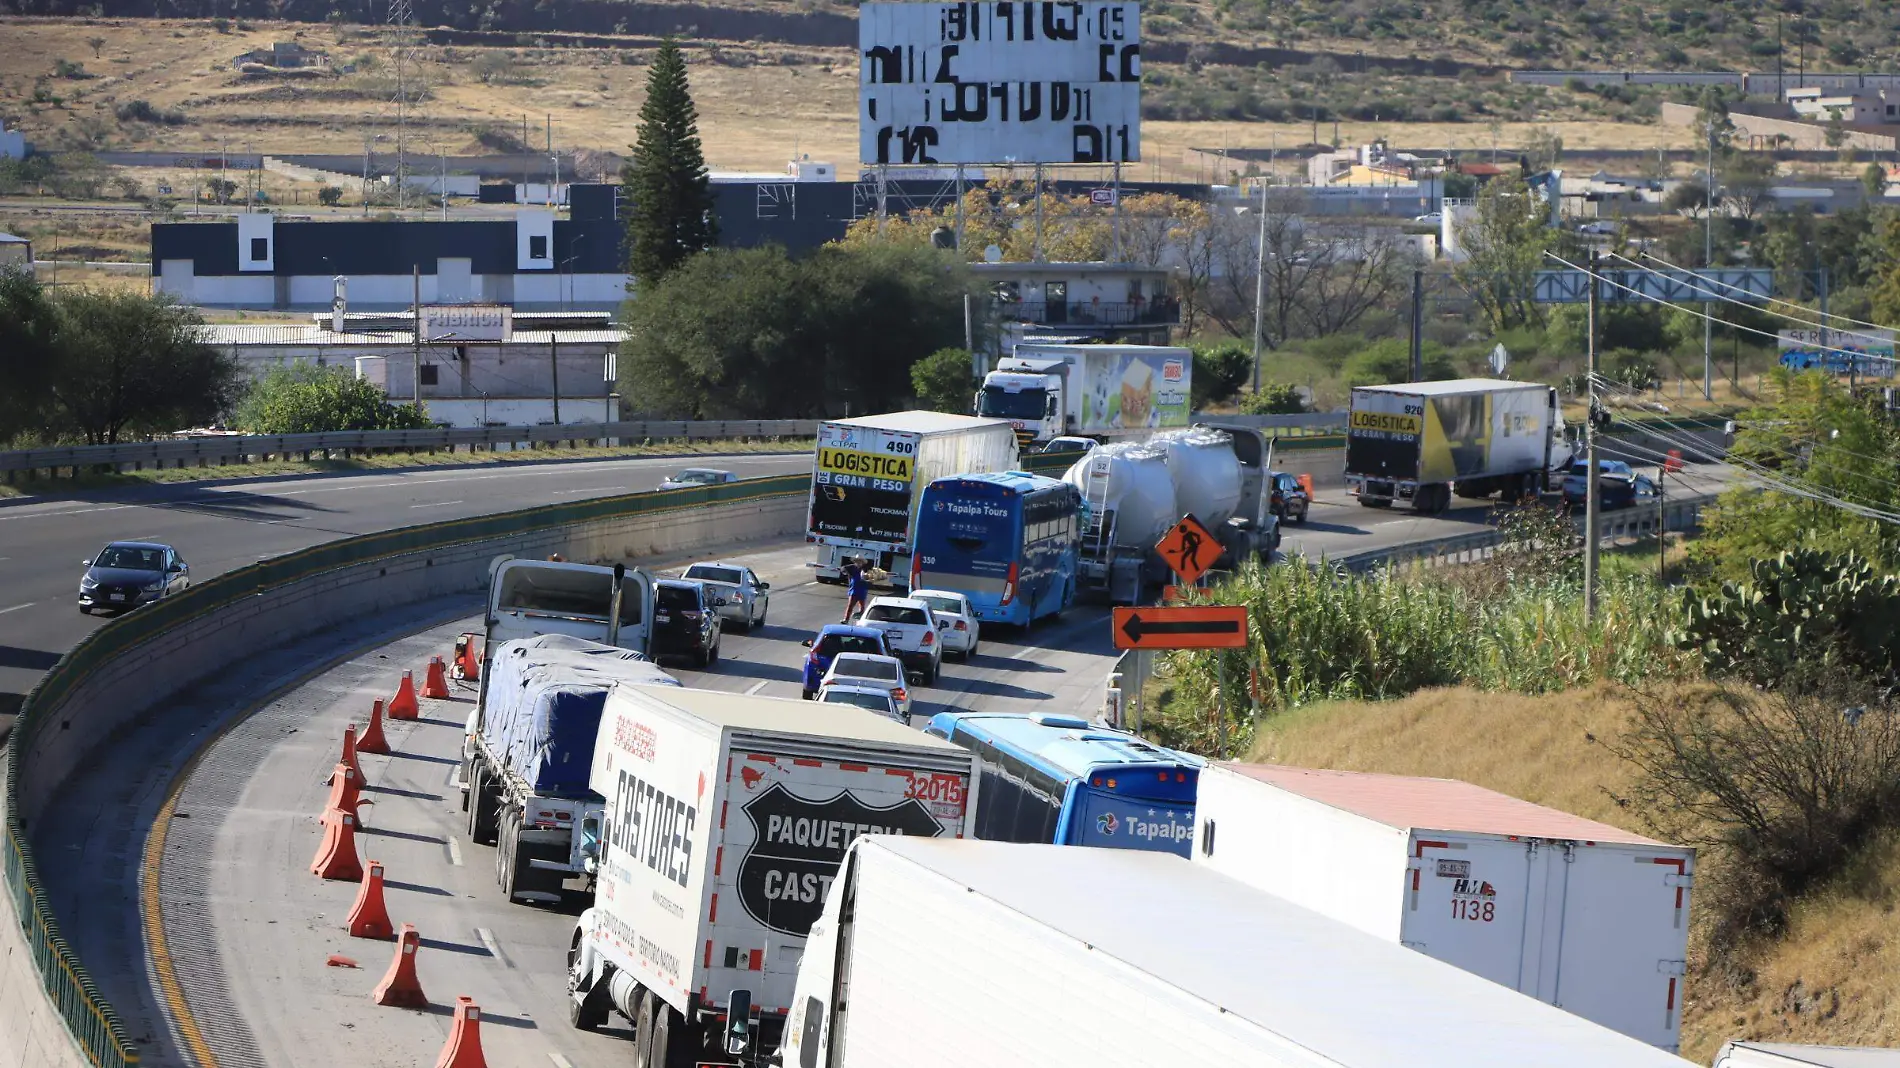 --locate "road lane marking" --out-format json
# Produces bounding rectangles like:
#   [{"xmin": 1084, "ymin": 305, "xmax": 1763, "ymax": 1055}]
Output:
[
  {"xmin": 448, "ymin": 836, "xmax": 464, "ymax": 866},
  {"xmin": 744, "ymin": 680, "xmax": 771, "ymax": 695},
  {"xmin": 0, "ymin": 602, "xmax": 35, "ymax": 615},
  {"xmin": 477, "ymin": 926, "xmax": 507, "ymax": 965},
  {"xmin": 408, "ymin": 500, "xmax": 466, "ymax": 509},
  {"xmin": 549, "ymin": 1055, "xmax": 577, "ymax": 1068}
]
